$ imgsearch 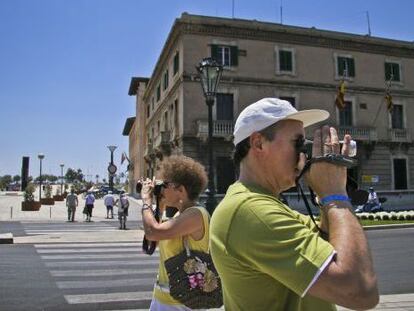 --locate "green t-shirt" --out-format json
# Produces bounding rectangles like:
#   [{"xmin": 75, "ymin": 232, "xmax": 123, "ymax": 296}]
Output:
[{"xmin": 210, "ymin": 182, "xmax": 337, "ymax": 311}]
